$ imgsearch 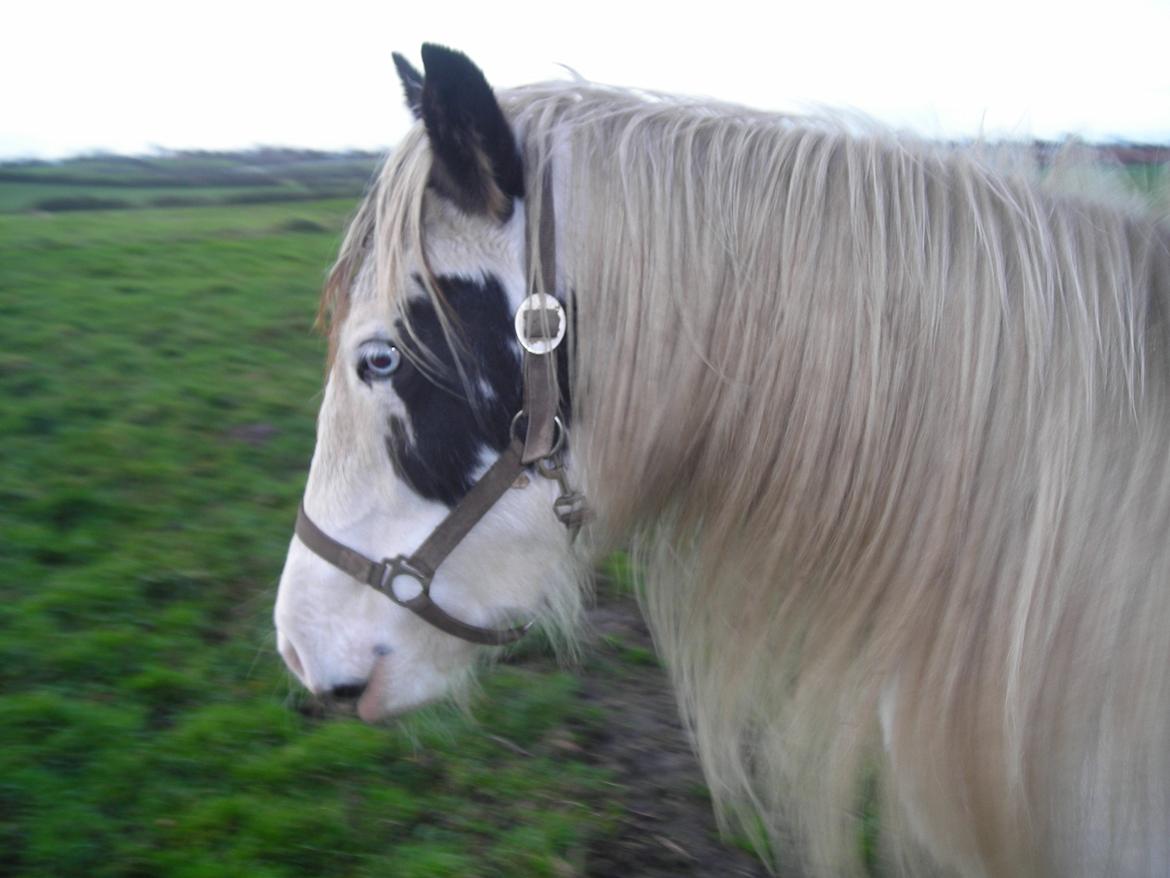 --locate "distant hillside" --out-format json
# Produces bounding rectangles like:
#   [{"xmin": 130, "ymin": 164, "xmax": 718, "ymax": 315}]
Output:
[{"xmin": 0, "ymin": 148, "xmax": 384, "ymax": 213}]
